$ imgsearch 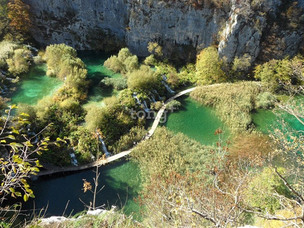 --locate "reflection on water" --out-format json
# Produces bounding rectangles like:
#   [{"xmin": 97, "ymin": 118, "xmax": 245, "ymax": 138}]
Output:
[
  {"xmin": 23, "ymin": 160, "xmax": 141, "ymax": 219},
  {"xmin": 78, "ymin": 51, "xmax": 122, "ymax": 107}
]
